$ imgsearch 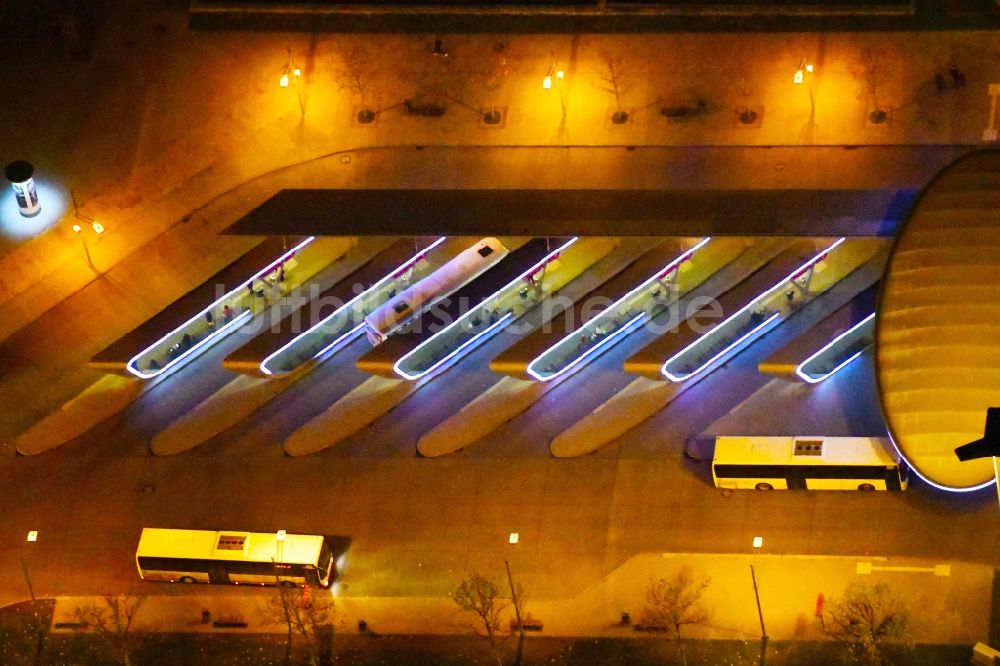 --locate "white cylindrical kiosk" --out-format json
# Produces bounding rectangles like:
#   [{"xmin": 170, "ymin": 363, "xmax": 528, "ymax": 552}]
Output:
[{"xmin": 5, "ymin": 160, "xmax": 41, "ymax": 218}]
